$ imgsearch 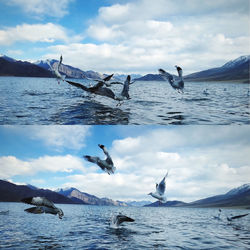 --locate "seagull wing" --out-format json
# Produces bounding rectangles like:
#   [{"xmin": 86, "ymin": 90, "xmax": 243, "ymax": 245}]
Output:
[
  {"xmin": 25, "ymin": 206, "xmax": 45, "ymax": 214},
  {"xmin": 116, "ymin": 215, "xmax": 134, "ymax": 225},
  {"xmin": 66, "ymin": 80, "xmax": 91, "ymax": 92},
  {"xmin": 108, "ymin": 81, "xmax": 123, "ymax": 85},
  {"xmin": 158, "ymin": 69, "xmax": 175, "ymax": 86},
  {"xmin": 230, "ymin": 213, "xmax": 249, "ymax": 220},
  {"xmin": 21, "ymin": 197, "xmax": 55, "ymax": 208},
  {"xmin": 103, "ymin": 74, "xmax": 114, "ymax": 82},
  {"xmin": 157, "ymin": 172, "xmax": 168, "ymax": 195},
  {"xmin": 59, "ymin": 55, "xmax": 63, "ymax": 67},
  {"xmin": 121, "ymin": 75, "xmax": 131, "ymax": 99},
  {"xmin": 83, "ymin": 155, "xmax": 100, "ymax": 164},
  {"xmin": 94, "ymin": 87, "xmax": 116, "ymax": 99}
]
